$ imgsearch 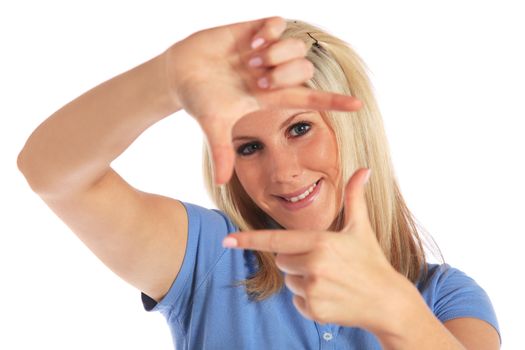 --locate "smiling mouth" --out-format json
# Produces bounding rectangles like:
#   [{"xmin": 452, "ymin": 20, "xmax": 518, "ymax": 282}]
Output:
[{"xmin": 279, "ymin": 179, "xmax": 321, "ymax": 203}]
